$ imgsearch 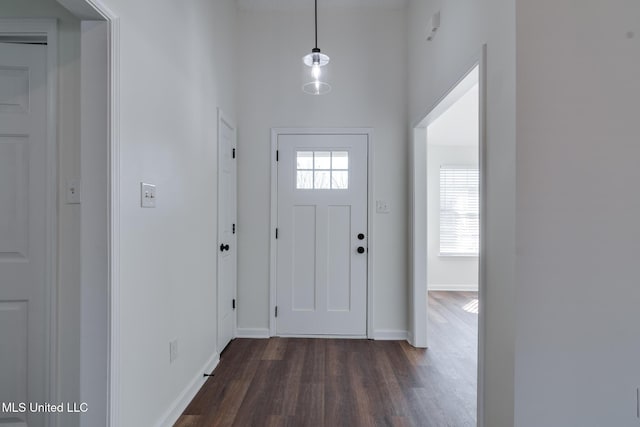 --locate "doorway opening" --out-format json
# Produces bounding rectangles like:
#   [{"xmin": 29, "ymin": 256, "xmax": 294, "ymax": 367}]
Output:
[
  {"xmin": 427, "ymin": 65, "xmax": 479, "ymax": 423},
  {"xmin": 411, "ymin": 54, "xmax": 485, "ymax": 424}
]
